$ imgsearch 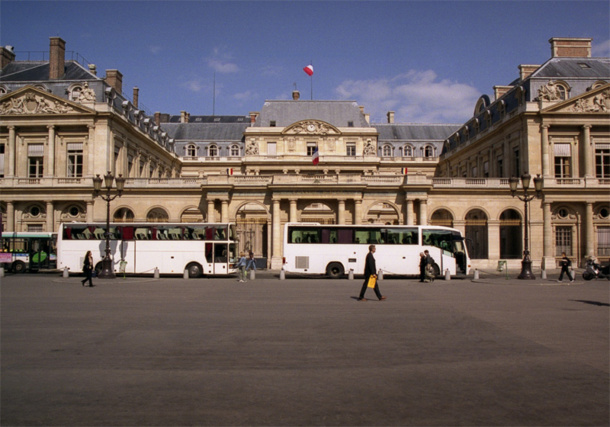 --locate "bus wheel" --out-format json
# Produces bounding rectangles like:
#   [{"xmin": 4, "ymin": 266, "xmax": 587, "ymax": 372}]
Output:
[
  {"xmin": 326, "ymin": 262, "xmax": 345, "ymax": 279},
  {"xmin": 186, "ymin": 263, "xmax": 203, "ymax": 278},
  {"xmin": 432, "ymin": 263, "xmax": 441, "ymax": 278},
  {"xmin": 12, "ymin": 261, "xmax": 26, "ymax": 274}
]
